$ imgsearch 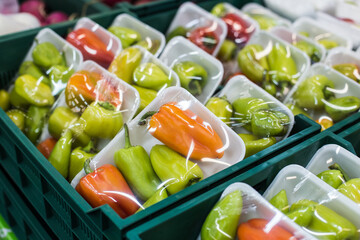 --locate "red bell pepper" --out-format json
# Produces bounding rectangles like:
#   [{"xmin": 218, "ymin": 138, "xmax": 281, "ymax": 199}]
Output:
[
  {"xmin": 76, "ymin": 161, "xmax": 139, "ymax": 218},
  {"xmin": 65, "ymin": 70, "xmax": 122, "ymax": 112},
  {"xmin": 66, "ymin": 28, "xmax": 115, "ymax": 68},
  {"xmin": 37, "ymin": 137, "xmax": 57, "ymax": 159},
  {"xmin": 222, "ymin": 13, "xmax": 251, "ymax": 45},
  {"xmin": 188, "ymin": 26, "xmax": 219, "ymax": 55},
  {"xmin": 237, "ymin": 218, "xmax": 297, "ymax": 240}
]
